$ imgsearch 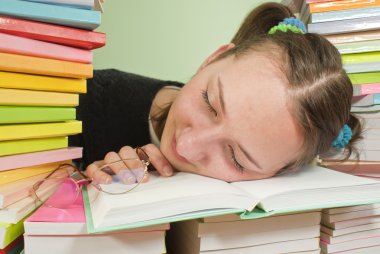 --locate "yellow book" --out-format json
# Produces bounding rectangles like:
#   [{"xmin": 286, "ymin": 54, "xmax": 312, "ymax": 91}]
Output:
[
  {"xmin": 0, "ymin": 88, "xmax": 78, "ymax": 106},
  {"xmin": 342, "ymin": 51, "xmax": 380, "ymax": 64},
  {"xmin": 0, "ymin": 137, "xmax": 68, "ymax": 156},
  {"xmin": 0, "ymin": 121, "xmax": 82, "ymax": 141},
  {"xmin": 0, "ymin": 71, "xmax": 86, "ymax": 93},
  {"xmin": 0, "ymin": 214, "xmax": 26, "ymax": 249},
  {"xmin": 0, "ymin": 161, "xmax": 69, "ymax": 185},
  {"xmin": 0, "ymin": 52, "xmax": 92, "ymax": 78}
]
